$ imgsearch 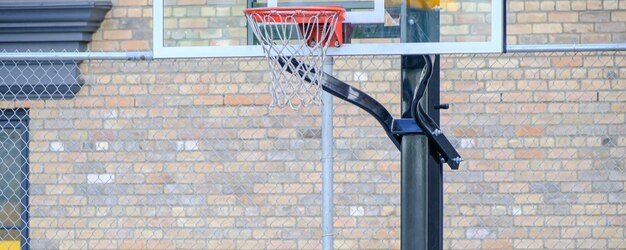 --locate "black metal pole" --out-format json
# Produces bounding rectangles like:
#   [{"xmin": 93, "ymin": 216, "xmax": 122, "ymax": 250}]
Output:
[
  {"xmin": 427, "ymin": 55, "xmax": 443, "ymax": 249},
  {"xmin": 401, "ymin": 55, "xmax": 428, "ymax": 250},
  {"xmin": 400, "ymin": 8, "xmax": 441, "ymax": 250}
]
